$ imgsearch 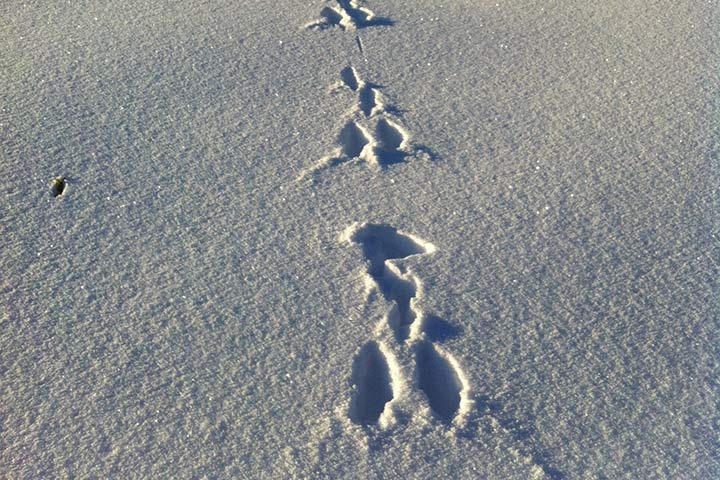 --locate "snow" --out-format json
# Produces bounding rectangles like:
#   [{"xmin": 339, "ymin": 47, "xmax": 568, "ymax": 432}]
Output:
[{"xmin": 2, "ymin": 0, "xmax": 719, "ymax": 478}]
